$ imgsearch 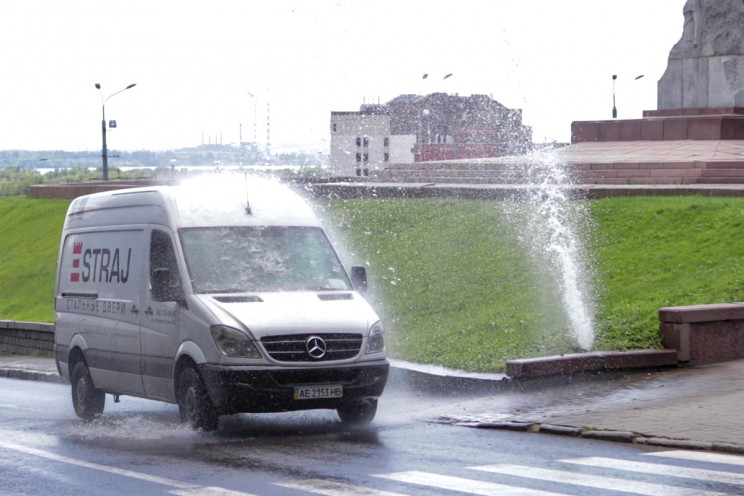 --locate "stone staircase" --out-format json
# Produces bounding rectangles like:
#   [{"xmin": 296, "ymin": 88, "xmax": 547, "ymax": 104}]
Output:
[{"xmin": 368, "ymin": 140, "xmax": 744, "ymax": 185}]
